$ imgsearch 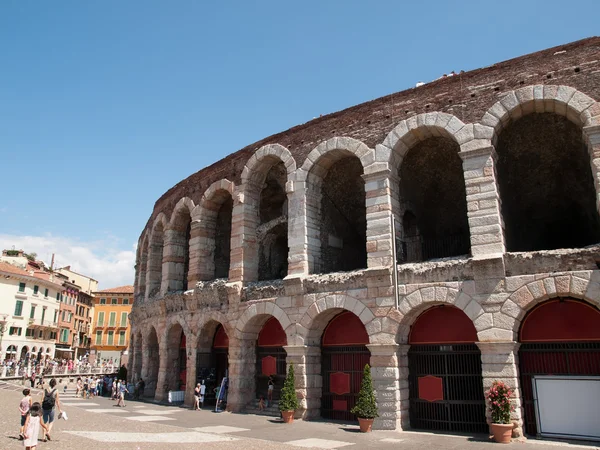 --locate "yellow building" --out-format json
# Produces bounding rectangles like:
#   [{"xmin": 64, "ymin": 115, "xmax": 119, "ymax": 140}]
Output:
[{"xmin": 90, "ymin": 285, "xmax": 133, "ymax": 367}]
